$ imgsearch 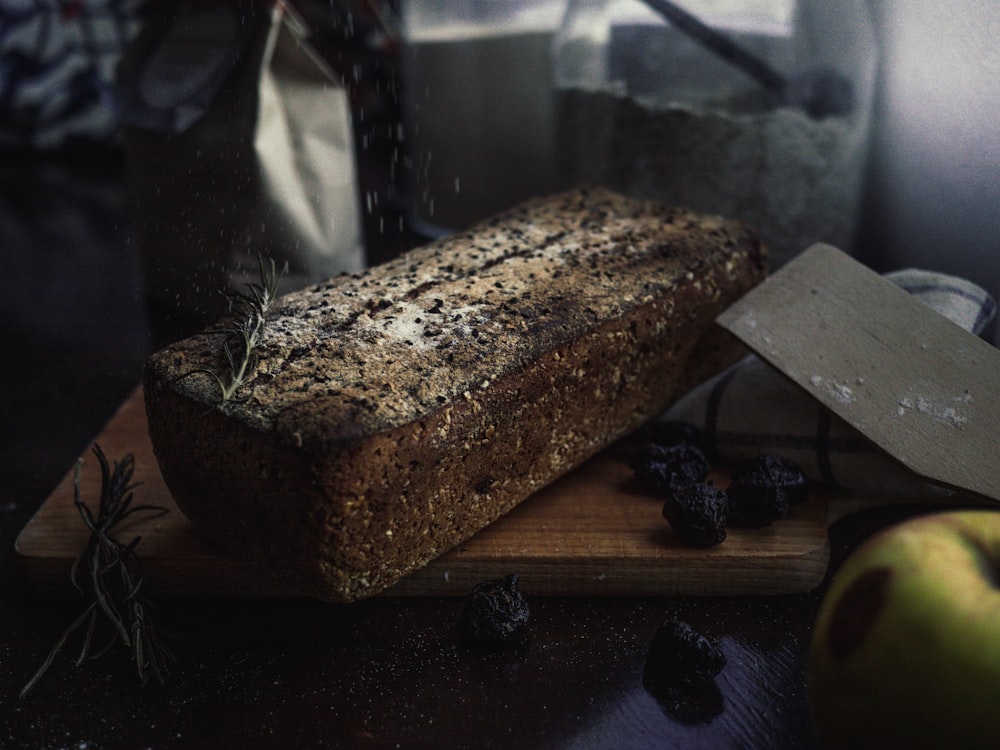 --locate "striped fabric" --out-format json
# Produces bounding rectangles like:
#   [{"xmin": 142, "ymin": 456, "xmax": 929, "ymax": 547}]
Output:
[
  {"xmin": 0, "ymin": 0, "xmax": 147, "ymax": 149},
  {"xmin": 663, "ymin": 269, "xmax": 997, "ymax": 496}
]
